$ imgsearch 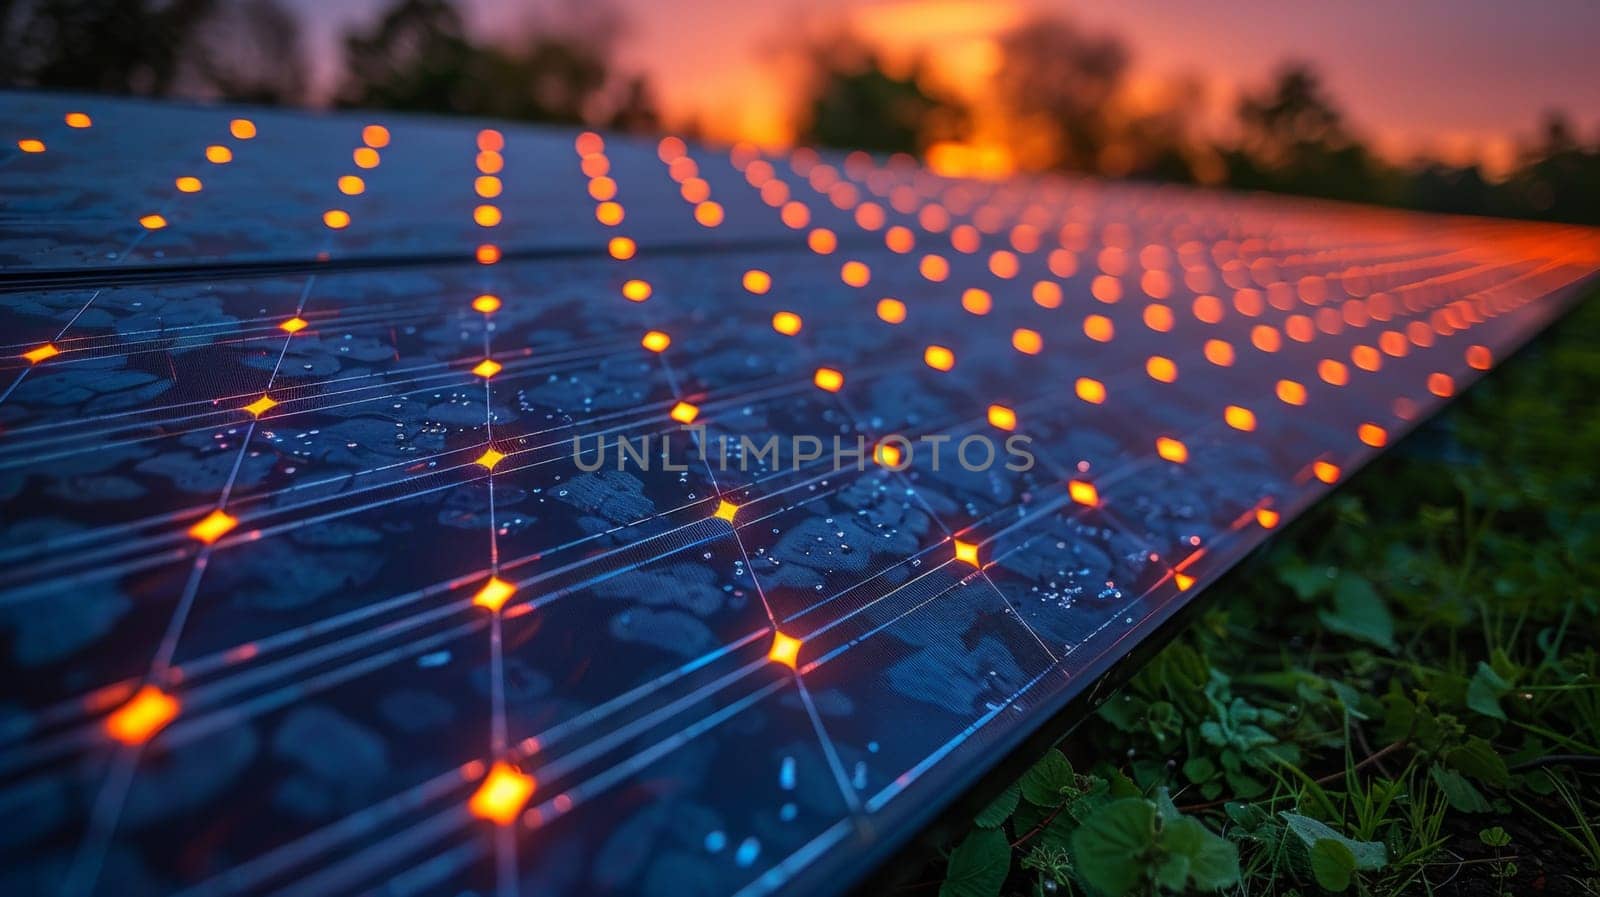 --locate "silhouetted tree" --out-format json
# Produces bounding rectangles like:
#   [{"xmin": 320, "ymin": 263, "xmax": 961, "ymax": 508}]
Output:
[
  {"xmin": 1227, "ymin": 63, "xmax": 1389, "ymax": 203},
  {"xmin": 337, "ymin": 0, "xmax": 474, "ymax": 113},
  {"xmin": 992, "ymin": 18, "xmax": 1128, "ymax": 172},
  {"xmin": 797, "ymin": 37, "xmax": 964, "ymax": 154},
  {"xmin": 182, "ymin": 0, "xmax": 306, "ymax": 105},
  {"xmin": 1, "ymin": 0, "xmax": 217, "ymax": 95}
]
